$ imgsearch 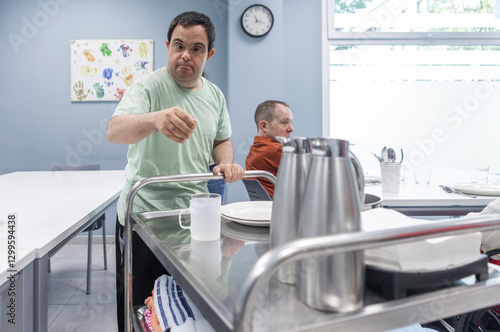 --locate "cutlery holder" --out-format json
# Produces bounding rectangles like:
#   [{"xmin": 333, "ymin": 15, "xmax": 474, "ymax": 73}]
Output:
[{"xmin": 380, "ymin": 162, "xmax": 401, "ymax": 193}]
